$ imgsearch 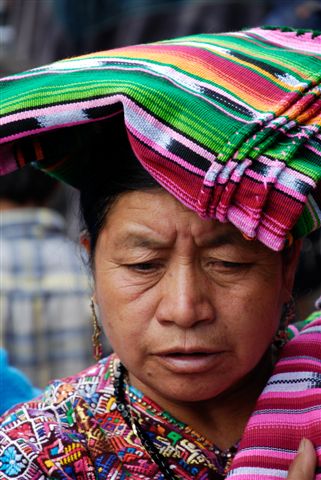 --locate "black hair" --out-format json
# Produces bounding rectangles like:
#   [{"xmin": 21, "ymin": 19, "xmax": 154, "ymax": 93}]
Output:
[
  {"xmin": 0, "ymin": 166, "xmax": 57, "ymax": 204},
  {"xmin": 79, "ymin": 116, "xmax": 160, "ymax": 262}
]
